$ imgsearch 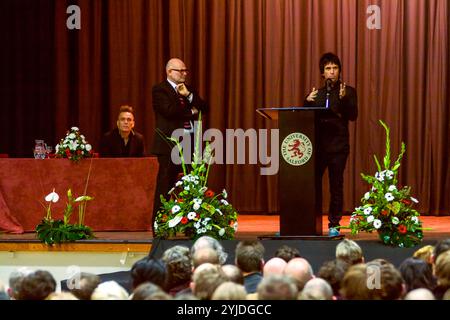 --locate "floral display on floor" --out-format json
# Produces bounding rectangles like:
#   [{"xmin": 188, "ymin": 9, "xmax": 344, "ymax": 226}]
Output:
[
  {"xmin": 153, "ymin": 116, "xmax": 239, "ymax": 240},
  {"xmin": 348, "ymin": 120, "xmax": 423, "ymax": 247},
  {"xmin": 35, "ymin": 188, "xmax": 94, "ymax": 245},
  {"xmin": 55, "ymin": 127, "xmax": 93, "ymax": 162}
]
